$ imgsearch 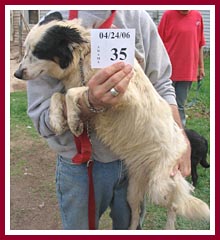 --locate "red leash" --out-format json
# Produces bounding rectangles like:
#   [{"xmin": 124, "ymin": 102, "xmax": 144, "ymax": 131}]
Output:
[
  {"xmin": 72, "ymin": 129, "xmax": 92, "ymax": 164},
  {"xmin": 68, "ymin": 10, "xmax": 78, "ymax": 20},
  {"xmin": 69, "ymin": 10, "xmax": 116, "ymax": 230},
  {"xmin": 72, "ymin": 128, "xmax": 95, "ymax": 229},
  {"xmin": 69, "ymin": 10, "xmax": 116, "ymax": 28},
  {"xmin": 99, "ymin": 10, "xmax": 116, "ymax": 28}
]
